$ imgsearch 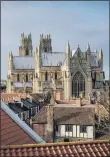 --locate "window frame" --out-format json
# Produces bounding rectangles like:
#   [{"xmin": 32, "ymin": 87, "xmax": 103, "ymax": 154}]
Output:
[
  {"xmin": 65, "ymin": 125, "xmax": 73, "ymax": 132},
  {"xmin": 80, "ymin": 125, "xmax": 87, "ymax": 133}
]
